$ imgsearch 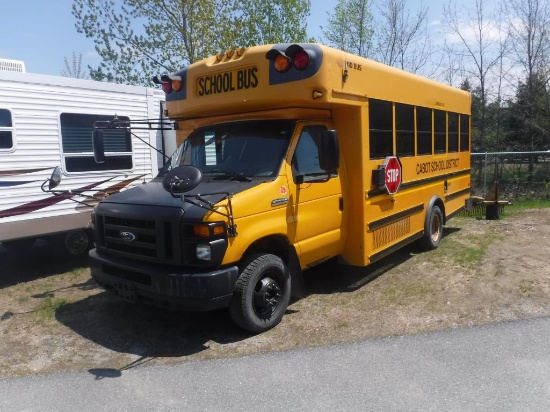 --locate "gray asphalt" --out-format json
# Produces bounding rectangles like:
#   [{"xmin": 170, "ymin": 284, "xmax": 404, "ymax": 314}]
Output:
[{"xmin": 2, "ymin": 317, "xmax": 550, "ymax": 411}]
